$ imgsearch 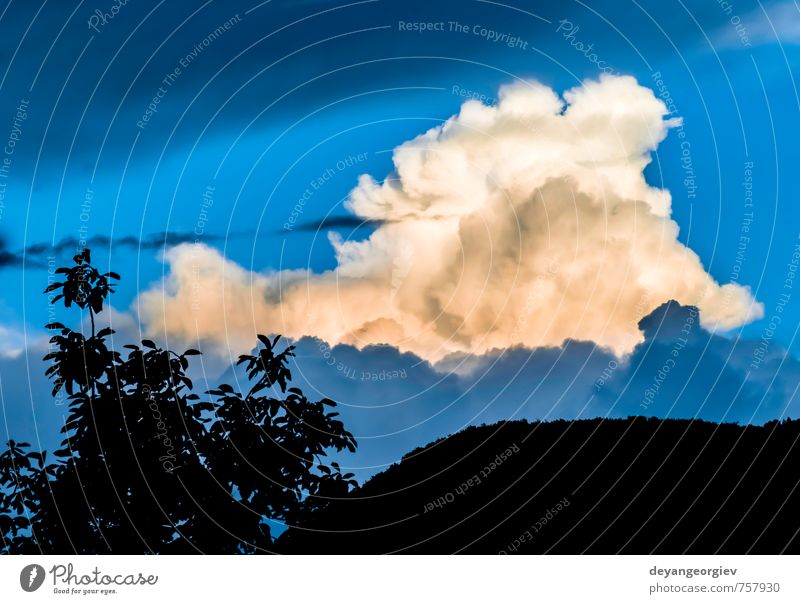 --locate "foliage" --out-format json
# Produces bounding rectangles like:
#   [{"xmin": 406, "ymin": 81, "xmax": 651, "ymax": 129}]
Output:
[{"xmin": 0, "ymin": 249, "xmax": 356, "ymax": 553}]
